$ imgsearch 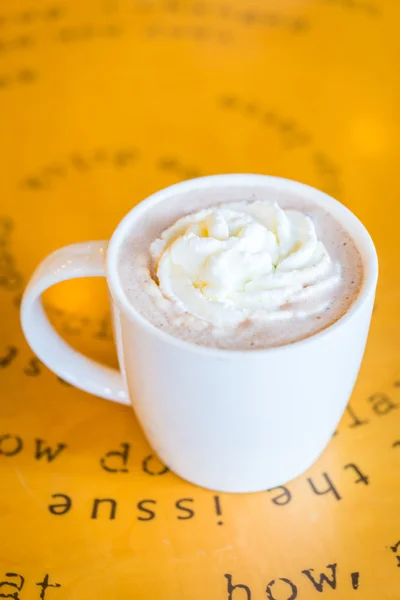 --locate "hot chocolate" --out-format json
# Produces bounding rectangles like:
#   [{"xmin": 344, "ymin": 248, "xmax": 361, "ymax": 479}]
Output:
[{"xmin": 117, "ymin": 184, "xmax": 363, "ymax": 350}]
